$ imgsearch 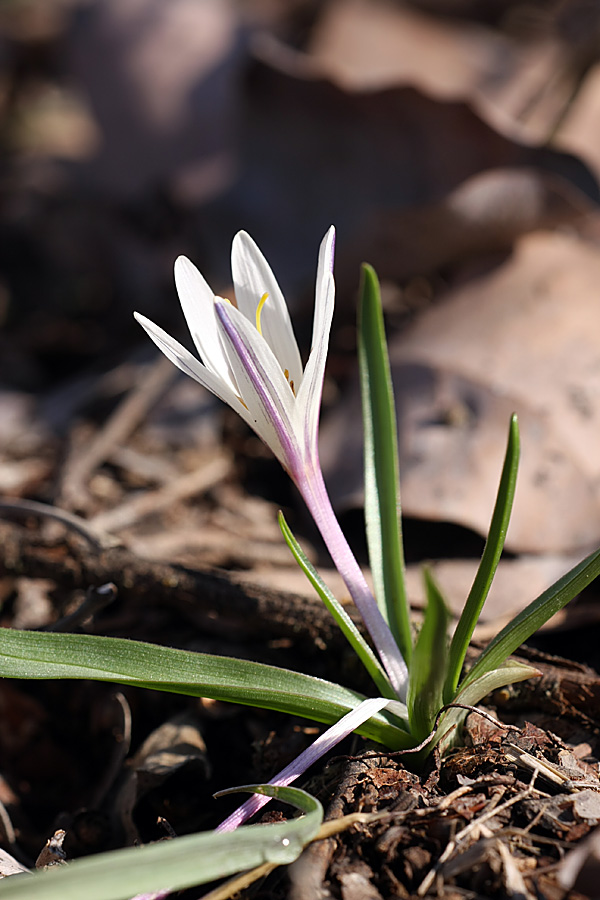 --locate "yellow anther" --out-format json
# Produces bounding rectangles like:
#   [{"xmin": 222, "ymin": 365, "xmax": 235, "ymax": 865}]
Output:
[
  {"xmin": 255, "ymin": 292, "xmax": 269, "ymax": 335},
  {"xmin": 284, "ymin": 369, "xmax": 296, "ymax": 396}
]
